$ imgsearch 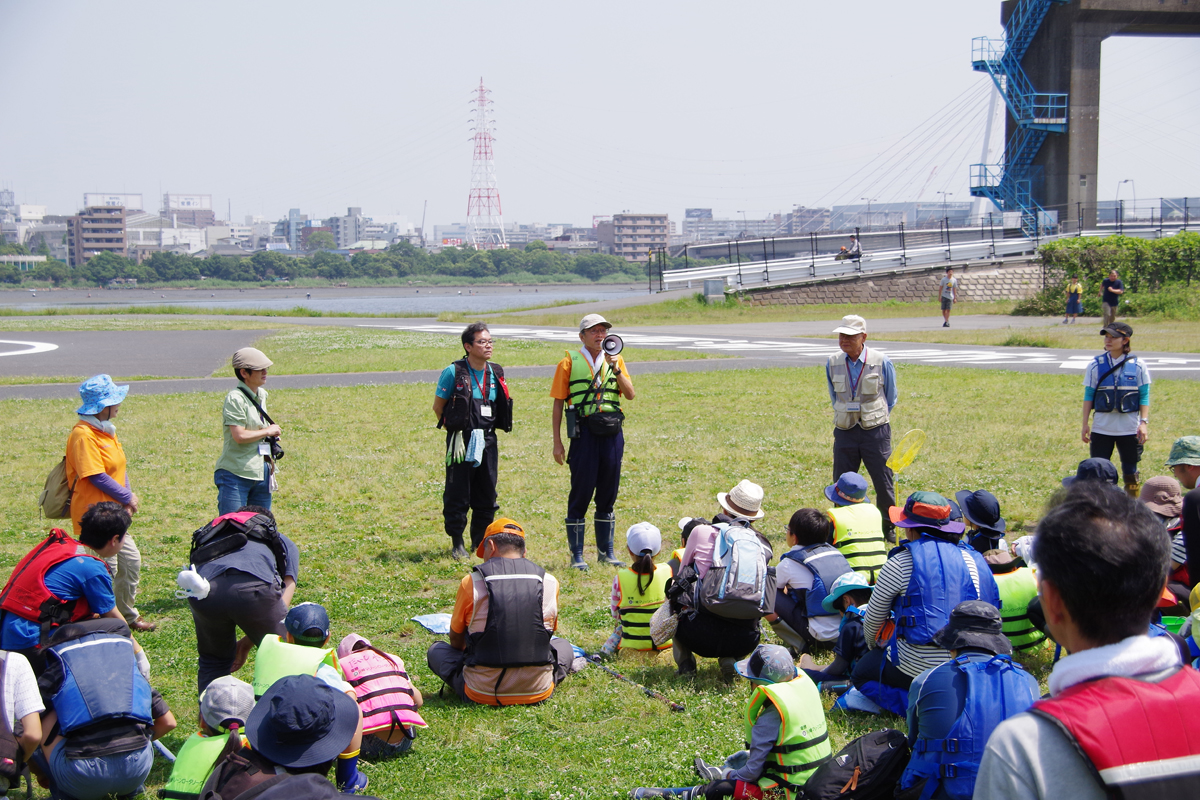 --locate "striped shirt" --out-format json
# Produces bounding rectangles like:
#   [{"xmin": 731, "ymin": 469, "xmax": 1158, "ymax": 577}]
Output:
[{"xmin": 863, "ymin": 545, "xmax": 983, "ymax": 678}]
